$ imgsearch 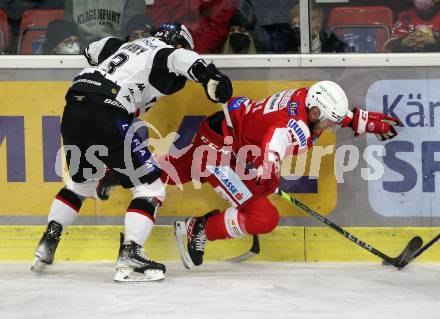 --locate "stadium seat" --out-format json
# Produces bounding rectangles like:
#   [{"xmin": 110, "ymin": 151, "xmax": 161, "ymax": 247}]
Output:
[
  {"xmin": 18, "ymin": 9, "xmax": 64, "ymax": 54},
  {"xmin": 327, "ymin": 6, "xmax": 394, "ymax": 53},
  {"xmin": 0, "ymin": 10, "xmax": 10, "ymax": 53}
]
